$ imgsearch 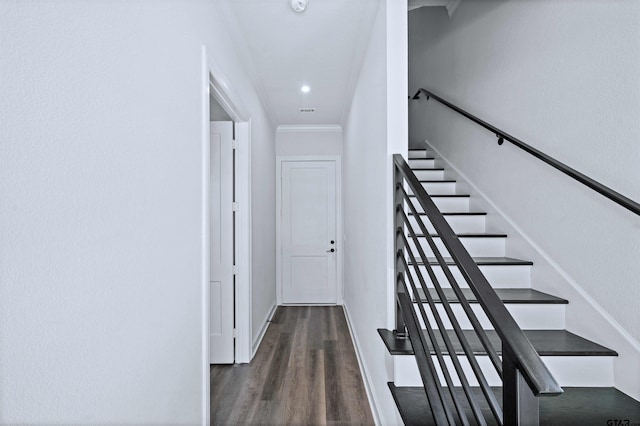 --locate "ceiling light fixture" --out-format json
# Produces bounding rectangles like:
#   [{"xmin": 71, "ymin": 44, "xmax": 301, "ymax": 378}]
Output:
[
  {"xmin": 301, "ymin": 85, "xmax": 310, "ymax": 93},
  {"xmin": 290, "ymin": 0, "xmax": 308, "ymax": 13}
]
